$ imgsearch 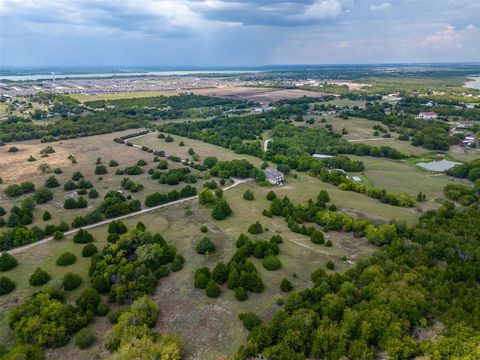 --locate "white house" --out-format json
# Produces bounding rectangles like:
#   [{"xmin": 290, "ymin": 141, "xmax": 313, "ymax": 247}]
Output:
[
  {"xmin": 264, "ymin": 168, "xmax": 284, "ymax": 185},
  {"xmin": 417, "ymin": 112, "xmax": 438, "ymax": 120}
]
